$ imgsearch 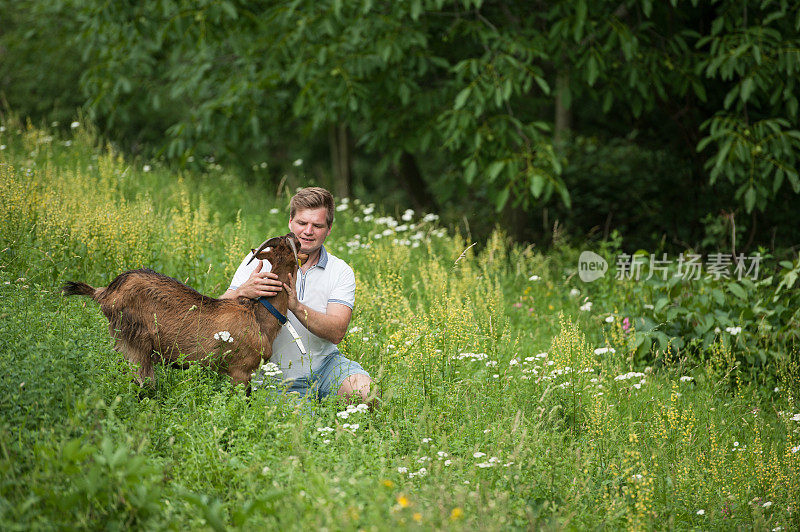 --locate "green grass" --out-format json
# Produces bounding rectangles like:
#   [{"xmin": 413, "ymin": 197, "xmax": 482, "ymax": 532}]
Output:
[{"xmin": 1, "ymin": 119, "xmax": 798, "ymax": 530}]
